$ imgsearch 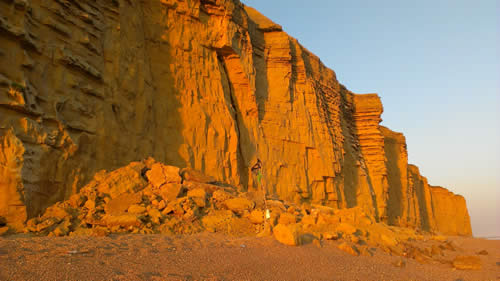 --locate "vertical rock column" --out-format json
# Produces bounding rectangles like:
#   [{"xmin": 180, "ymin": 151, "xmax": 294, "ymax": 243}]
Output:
[
  {"xmin": 381, "ymin": 126, "xmax": 410, "ymax": 226},
  {"xmin": 407, "ymin": 165, "xmax": 437, "ymax": 231},
  {"xmin": 352, "ymin": 94, "xmax": 388, "ymax": 222}
]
